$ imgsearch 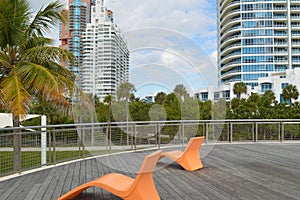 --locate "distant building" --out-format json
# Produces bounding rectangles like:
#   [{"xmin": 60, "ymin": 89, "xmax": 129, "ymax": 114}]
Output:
[
  {"xmin": 194, "ymin": 83, "xmax": 251, "ymax": 102},
  {"xmin": 195, "ymin": 68, "xmax": 300, "ymax": 104},
  {"xmin": 145, "ymin": 93, "xmax": 156, "ymax": 103},
  {"xmin": 254, "ymin": 68, "xmax": 300, "ymax": 104},
  {"xmin": 217, "ymin": 0, "xmax": 300, "ymax": 89},
  {"xmin": 59, "ymin": 0, "xmax": 95, "ymax": 86},
  {"xmin": 81, "ymin": 0, "xmax": 129, "ymax": 101},
  {"xmin": 196, "ymin": 1, "xmax": 300, "ymax": 103}
]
